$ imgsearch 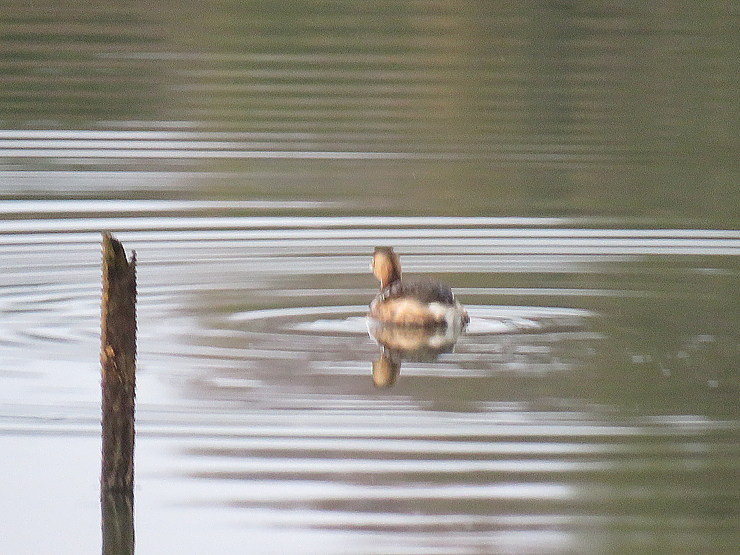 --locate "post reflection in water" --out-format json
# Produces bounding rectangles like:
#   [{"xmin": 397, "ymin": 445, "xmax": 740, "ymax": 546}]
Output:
[{"xmin": 102, "ymin": 493, "xmax": 134, "ymax": 555}]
